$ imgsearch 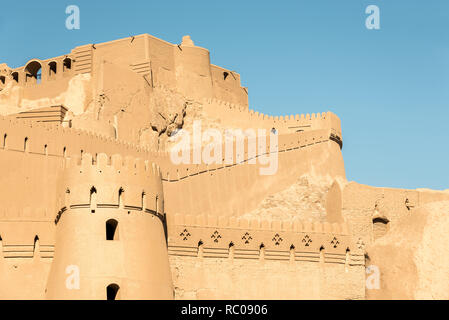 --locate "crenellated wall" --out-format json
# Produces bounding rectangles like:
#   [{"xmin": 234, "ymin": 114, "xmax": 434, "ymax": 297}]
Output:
[{"xmin": 202, "ymin": 97, "xmax": 342, "ymax": 138}]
